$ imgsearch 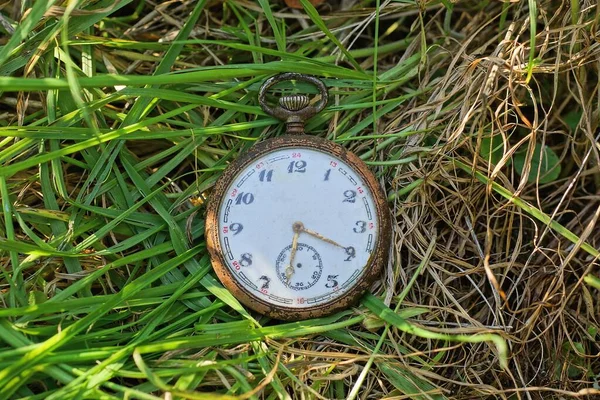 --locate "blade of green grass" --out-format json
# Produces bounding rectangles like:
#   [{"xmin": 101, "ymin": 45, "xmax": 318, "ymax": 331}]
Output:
[
  {"xmin": 0, "ymin": 0, "xmax": 58, "ymax": 67},
  {"xmin": 454, "ymin": 159, "xmax": 600, "ymax": 291},
  {"xmin": 349, "ymin": 235, "xmax": 440, "ymax": 400},
  {"xmin": 526, "ymin": 0, "xmax": 537, "ymax": 83},
  {"xmin": 454, "ymin": 159, "xmax": 599, "ymax": 259},
  {"xmin": 0, "ymin": 104, "xmax": 197, "ymax": 179},
  {"xmin": 256, "ymin": 0, "xmax": 286, "ymax": 53},
  {"xmin": 135, "ymin": 314, "xmax": 365, "ymax": 354},
  {"xmin": 362, "ymin": 294, "xmax": 509, "ymax": 369},
  {"xmin": 44, "ymin": 257, "xmax": 214, "ymax": 399},
  {"xmin": 299, "ymin": 0, "xmax": 364, "ymax": 72},
  {"xmin": 0, "ymin": 177, "xmax": 26, "ymax": 307},
  {"xmin": 0, "ymin": 245, "xmax": 204, "ymax": 397},
  {"xmin": 0, "ymin": 61, "xmax": 370, "ymax": 92}
]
